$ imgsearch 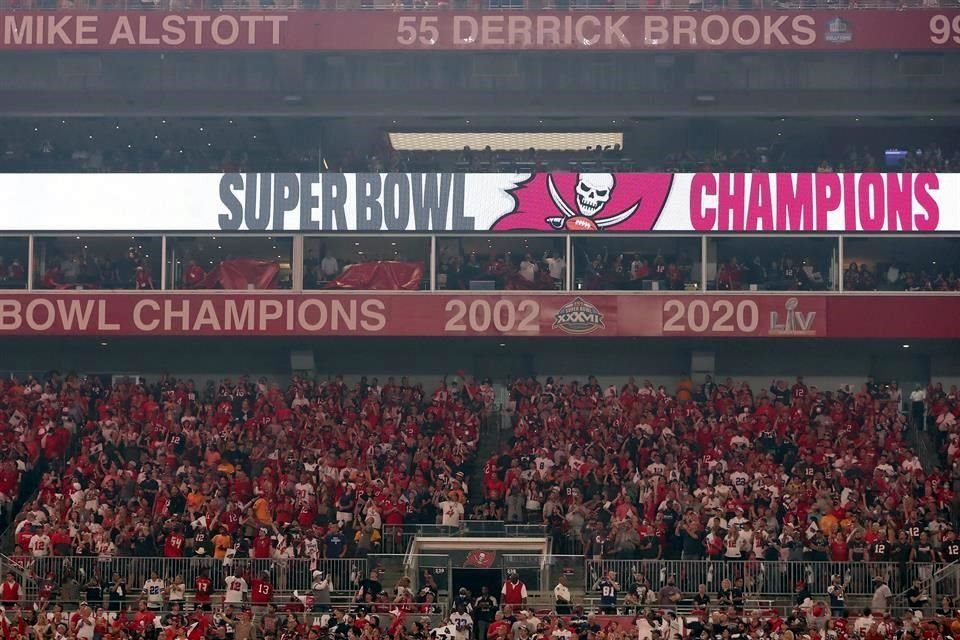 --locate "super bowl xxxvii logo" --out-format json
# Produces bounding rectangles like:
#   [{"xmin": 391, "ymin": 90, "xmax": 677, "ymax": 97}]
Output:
[{"xmin": 553, "ymin": 297, "xmax": 605, "ymax": 335}]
